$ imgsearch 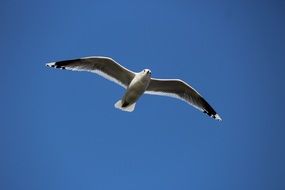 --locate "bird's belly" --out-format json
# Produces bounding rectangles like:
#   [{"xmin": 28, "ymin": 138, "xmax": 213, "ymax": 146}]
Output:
[{"xmin": 123, "ymin": 81, "xmax": 146, "ymax": 104}]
